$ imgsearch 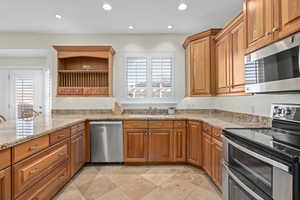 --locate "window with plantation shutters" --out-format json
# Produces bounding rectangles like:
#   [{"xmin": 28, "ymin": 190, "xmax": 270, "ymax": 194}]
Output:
[
  {"xmin": 151, "ymin": 57, "xmax": 173, "ymax": 98},
  {"xmin": 125, "ymin": 54, "xmax": 174, "ymax": 100},
  {"xmin": 15, "ymin": 77, "xmax": 34, "ymax": 119},
  {"xmin": 126, "ymin": 57, "xmax": 147, "ymax": 98}
]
